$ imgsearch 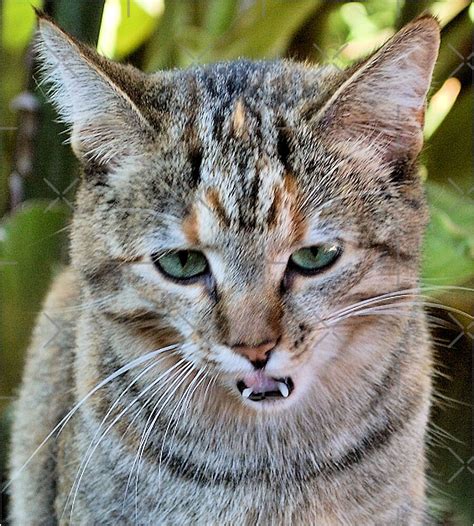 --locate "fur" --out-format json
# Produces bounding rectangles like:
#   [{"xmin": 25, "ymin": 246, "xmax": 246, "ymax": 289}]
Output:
[{"xmin": 9, "ymin": 12, "xmax": 440, "ymax": 525}]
